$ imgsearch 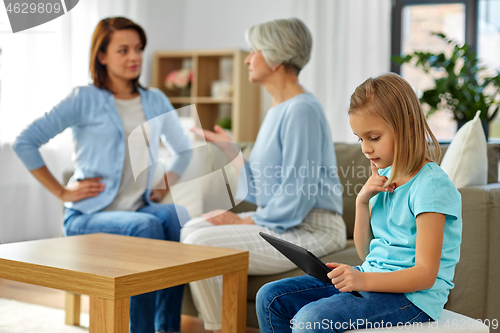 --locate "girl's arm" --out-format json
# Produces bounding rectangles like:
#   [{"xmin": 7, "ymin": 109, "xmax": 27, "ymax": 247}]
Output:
[
  {"xmin": 353, "ymin": 201, "xmax": 373, "ymax": 261},
  {"xmin": 329, "ymin": 212, "xmax": 446, "ymax": 293},
  {"xmin": 354, "ymin": 161, "xmax": 394, "ymax": 260}
]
